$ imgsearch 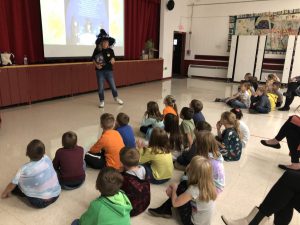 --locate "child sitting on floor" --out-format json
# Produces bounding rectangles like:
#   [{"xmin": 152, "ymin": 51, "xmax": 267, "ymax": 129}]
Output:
[
  {"xmin": 249, "ymin": 86, "xmax": 271, "ymax": 114},
  {"xmin": 271, "ymin": 81, "xmax": 283, "ymax": 108},
  {"xmin": 266, "ymin": 73, "xmax": 280, "ymax": 86},
  {"xmin": 71, "ymin": 167, "xmax": 132, "ymax": 225},
  {"xmin": 176, "ymin": 131, "xmax": 225, "ymax": 194},
  {"xmin": 215, "ymin": 82, "xmax": 251, "ymax": 109},
  {"xmin": 115, "ymin": 113, "xmax": 136, "ymax": 148},
  {"xmin": 1, "ymin": 140, "xmax": 61, "ymax": 208},
  {"xmin": 85, "ymin": 113, "xmax": 125, "ymax": 170},
  {"xmin": 163, "ymin": 95, "xmax": 178, "ymax": 116},
  {"xmin": 120, "ymin": 147, "xmax": 150, "ymax": 217},
  {"xmin": 230, "ymin": 108, "xmax": 250, "ymax": 148},
  {"xmin": 190, "ymin": 99, "xmax": 206, "ymax": 126},
  {"xmin": 148, "ymin": 156, "xmax": 217, "ymax": 225},
  {"xmin": 180, "ymin": 107, "xmax": 196, "ymax": 149},
  {"xmin": 244, "ymin": 73, "xmax": 258, "ymax": 92},
  {"xmin": 216, "ymin": 111, "xmax": 243, "ymax": 161},
  {"xmin": 140, "ymin": 101, "xmax": 164, "ymax": 140},
  {"xmin": 175, "ymin": 121, "xmax": 212, "ymax": 170},
  {"xmin": 138, "ymin": 127, "xmax": 173, "ymax": 184},
  {"xmin": 53, "ymin": 131, "xmax": 85, "ymax": 190},
  {"xmin": 164, "ymin": 113, "xmax": 184, "ymax": 160}
]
